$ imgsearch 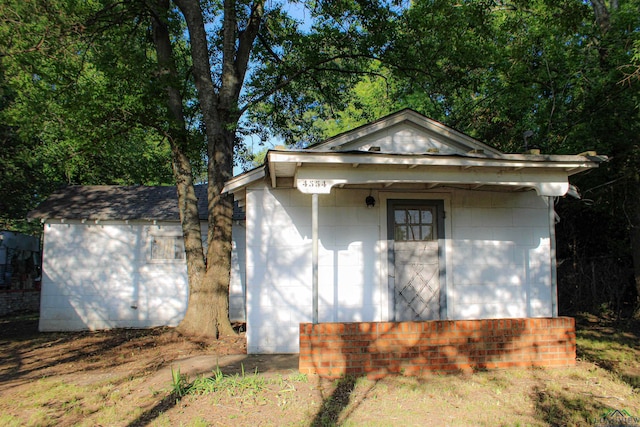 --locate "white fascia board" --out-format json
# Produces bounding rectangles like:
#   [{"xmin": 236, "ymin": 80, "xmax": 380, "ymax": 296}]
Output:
[
  {"xmin": 267, "ymin": 151, "xmax": 602, "ymax": 173},
  {"xmin": 222, "ymin": 166, "xmax": 266, "ymax": 194},
  {"xmin": 225, "ymin": 150, "xmax": 604, "ymax": 195}
]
